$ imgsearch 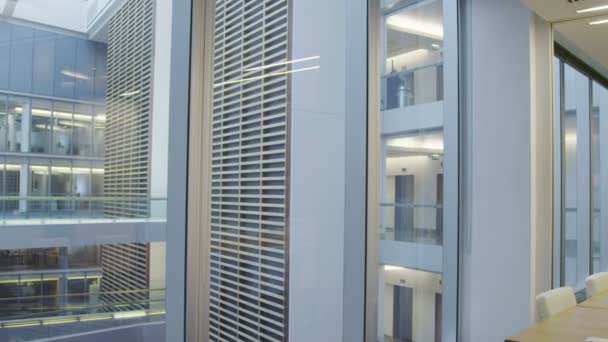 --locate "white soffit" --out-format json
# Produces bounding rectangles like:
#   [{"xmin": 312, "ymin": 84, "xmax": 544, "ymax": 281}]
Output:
[{"xmin": 520, "ymin": 0, "xmax": 608, "ymax": 22}]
